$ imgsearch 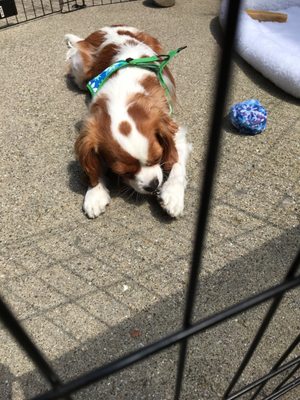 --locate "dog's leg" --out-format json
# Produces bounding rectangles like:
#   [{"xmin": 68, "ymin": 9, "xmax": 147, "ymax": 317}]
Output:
[
  {"xmin": 159, "ymin": 127, "xmax": 191, "ymax": 218},
  {"xmin": 83, "ymin": 180, "xmax": 111, "ymax": 219},
  {"xmin": 75, "ymin": 123, "xmax": 111, "ymax": 218}
]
